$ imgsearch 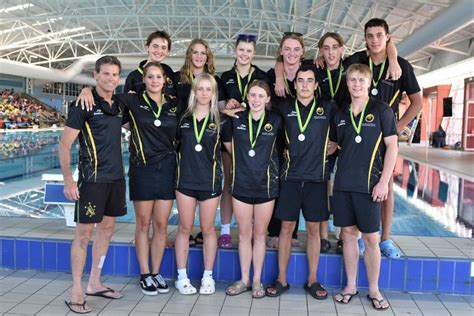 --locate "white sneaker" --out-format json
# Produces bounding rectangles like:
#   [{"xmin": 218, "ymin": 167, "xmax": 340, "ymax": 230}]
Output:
[{"xmin": 175, "ymin": 278, "xmax": 197, "ymax": 295}]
